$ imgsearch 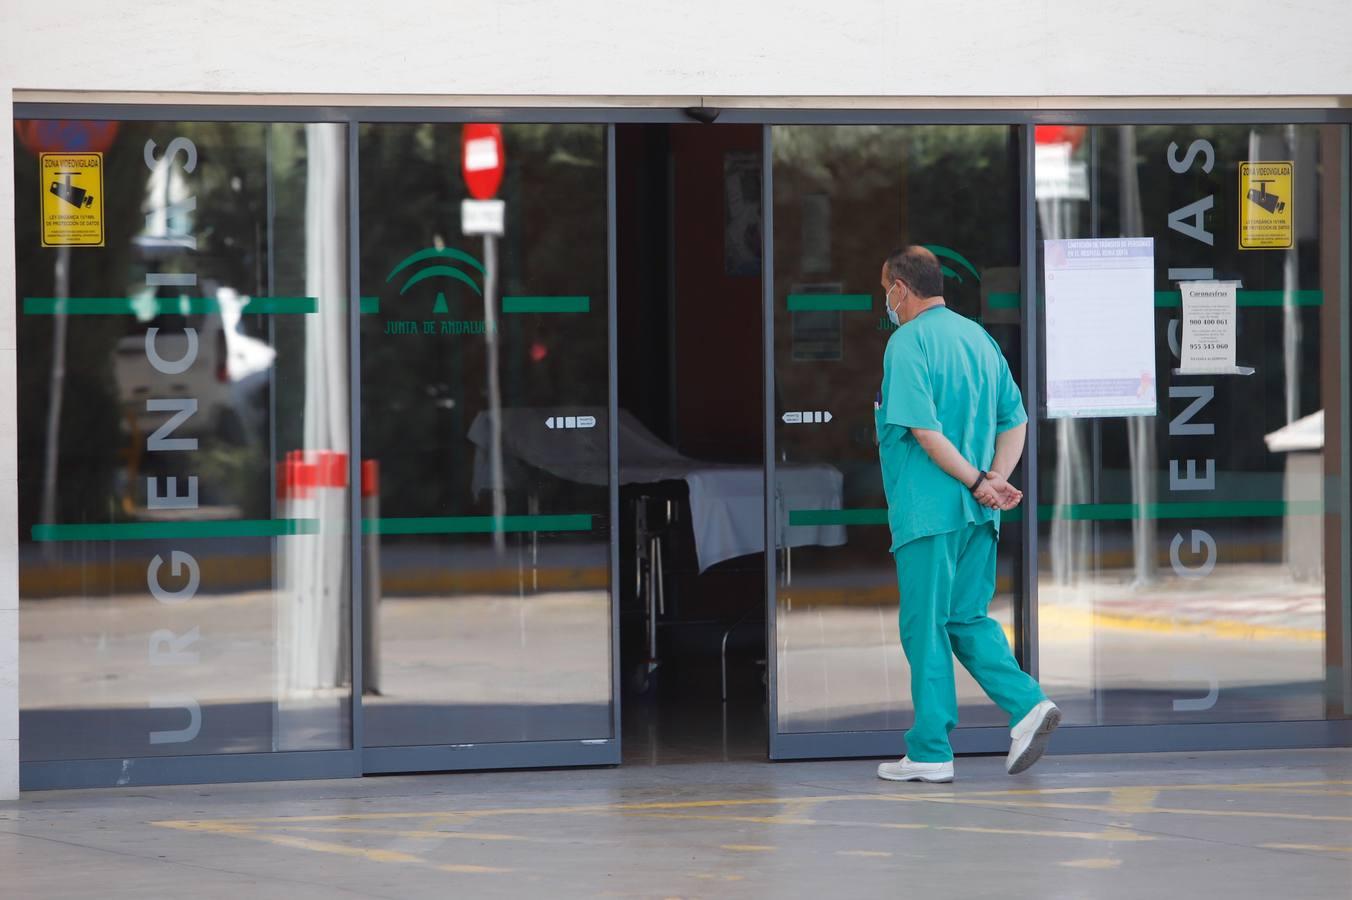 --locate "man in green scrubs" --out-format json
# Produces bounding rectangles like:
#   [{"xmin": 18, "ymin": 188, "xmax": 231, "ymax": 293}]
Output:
[{"xmin": 874, "ymin": 246, "xmax": 1059, "ymax": 784}]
